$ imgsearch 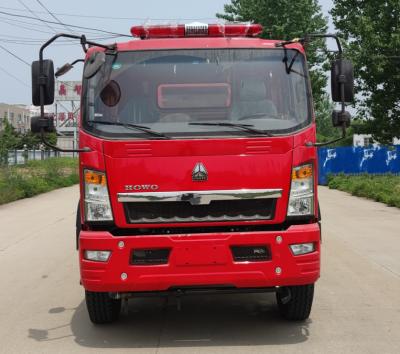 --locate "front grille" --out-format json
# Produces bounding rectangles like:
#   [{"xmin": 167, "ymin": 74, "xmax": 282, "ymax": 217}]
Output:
[{"xmin": 124, "ymin": 198, "xmax": 276, "ymax": 223}]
